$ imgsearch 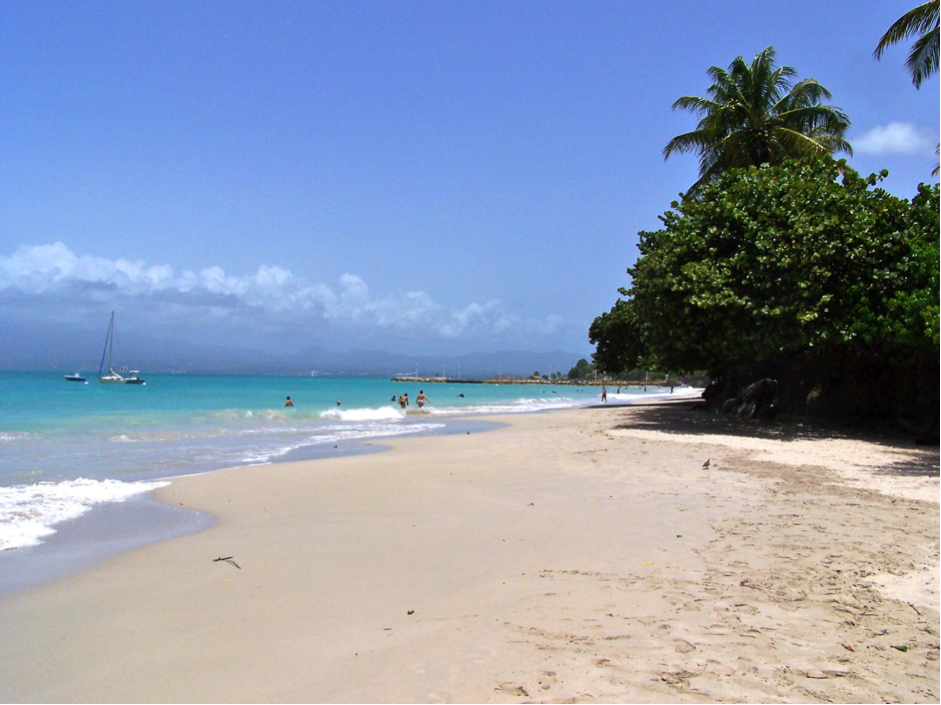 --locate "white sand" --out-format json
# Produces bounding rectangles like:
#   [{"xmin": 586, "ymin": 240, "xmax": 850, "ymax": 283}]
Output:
[{"xmin": 0, "ymin": 404, "xmax": 937, "ymax": 702}]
